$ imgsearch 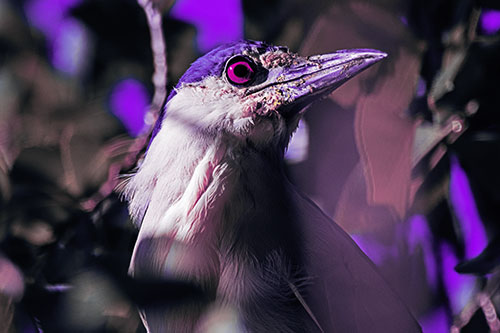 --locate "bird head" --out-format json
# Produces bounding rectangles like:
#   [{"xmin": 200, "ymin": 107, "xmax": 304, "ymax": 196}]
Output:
[
  {"xmin": 153, "ymin": 40, "xmax": 387, "ymax": 150},
  {"xmin": 123, "ymin": 41, "xmax": 386, "ymax": 225}
]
